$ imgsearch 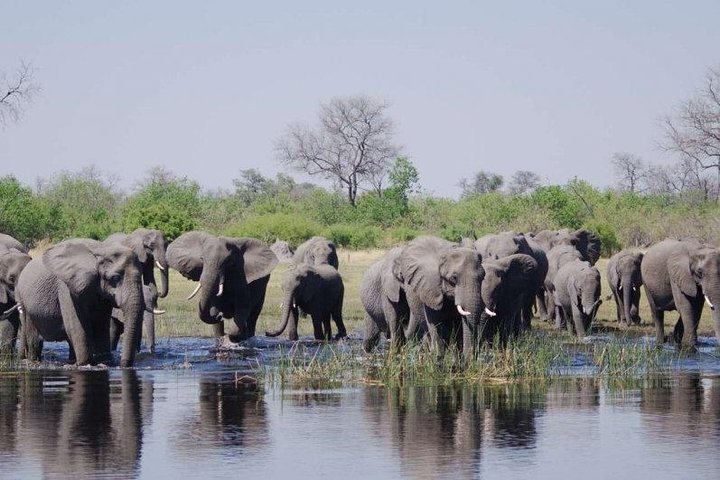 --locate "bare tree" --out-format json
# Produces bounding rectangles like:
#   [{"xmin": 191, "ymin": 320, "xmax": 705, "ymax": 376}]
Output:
[
  {"xmin": 0, "ymin": 61, "xmax": 40, "ymax": 127},
  {"xmin": 507, "ymin": 170, "xmax": 541, "ymax": 195},
  {"xmin": 644, "ymin": 157, "xmax": 716, "ymax": 198},
  {"xmin": 663, "ymin": 64, "xmax": 720, "ymax": 200},
  {"xmin": 611, "ymin": 152, "xmax": 645, "ymax": 193},
  {"xmin": 275, "ymin": 95, "xmax": 400, "ymax": 206},
  {"xmin": 458, "ymin": 170, "xmax": 504, "ymax": 198}
]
